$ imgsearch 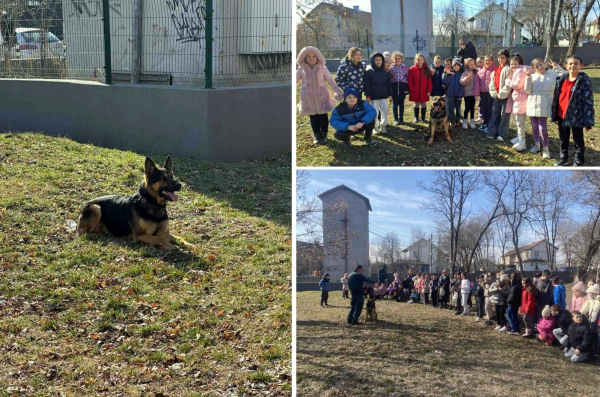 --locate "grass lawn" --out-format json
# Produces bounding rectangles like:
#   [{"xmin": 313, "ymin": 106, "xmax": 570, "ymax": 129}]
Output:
[
  {"xmin": 296, "ymin": 68, "xmax": 600, "ymax": 167},
  {"xmin": 0, "ymin": 133, "xmax": 291, "ymax": 396},
  {"xmin": 296, "ymin": 288, "xmax": 599, "ymax": 397}
]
